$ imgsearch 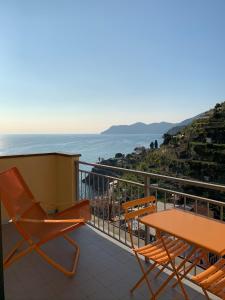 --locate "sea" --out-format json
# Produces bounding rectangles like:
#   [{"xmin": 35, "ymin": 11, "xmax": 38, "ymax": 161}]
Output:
[{"xmin": 0, "ymin": 134, "xmax": 163, "ymax": 163}]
